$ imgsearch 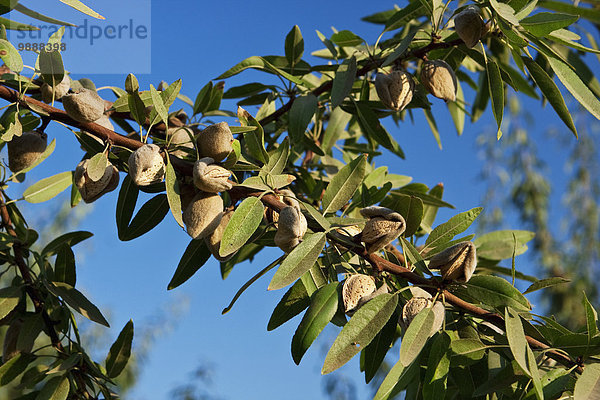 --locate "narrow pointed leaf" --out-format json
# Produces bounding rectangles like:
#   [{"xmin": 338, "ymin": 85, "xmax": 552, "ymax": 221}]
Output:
[
  {"xmin": 574, "ymin": 363, "xmax": 600, "ymax": 400},
  {"xmin": 423, "ymin": 207, "xmax": 482, "ymax": 253},
  {"xmin": 23, "ymin": 171, "xmax": 73, "ymax": 204},
  {"xmin": 331, "ymin": 56, "xmax": 357, "ymax": 108},
  {"xmin": 458, "ymin": 275, "xmax": 531, "ymax": 311},
  {"xmin": 42, "ymin": 231, "xmax": 93, "ymax": 256},
  {"xmin": 59, "ymin": 0, "xmax": 104, "ymax": 19},
  {"xmin": 505, "ymin": 307, "xmax": 530, "ymax": 375},
  {"xmin": 49, "ymin": 282, "xmax": 109, "ymax": 327},
  {"xmin": 115, "ymin": 175, "xmax": 139, "ymax": 241},
  {"xmin": 263, "ymin": 136, "xmax": 289, "ymax": 175},
  {"xmin": 222, "ymin": 257, "xmax": 281, "ymax": 314},
  {"xmin": 400, "ymin": 307, "xmax": 435, "ymax": 367},
  {"xmin": 105, "ymin": 320, "xmax": 134, "ymax": 378},
  {"xmin": 269, "ymin": 232, "xmax": 327, "ymax": 291},
  {"xmin": 268, "ymin": 279, "xmax": 310, "ymax": 331},
  {"xmin": 86, "ymin": 152, "xmax": 108, "ymax": 182},
  {"xmin": 285, "ymin": 25, "xmax": 304, "ymax": 66},
  {"xmin": 523, "ymin": 277, "xmax": 569, "ymax": 294},
  {"xmin": 292, "ymin": 282, "xmax": 339, "ymax": 364},
  {"xmin": 522, "ymin": 56, "xmax": 577, "ymax": 137},
  {"xmin": 168, "ymin": 239, "xmax": 211, "ymax": 290},
  {"xmin": 122, "ymin": 194, "xmax": 169, "ymax": 241},
  {"xmin": 165, "ymin": 161, "xmax": 184, "ymax": 228},
  {"xmin": 322, "ymin": 154, "xmax": 367, "ymax": 214},
  {"xmin": 36, "ymin": 375, "xmax": 70, "ymax": 400},
  {"xmin": 486, "ymin": 59, "xmax": 504, "ymax": 139},
  {"xmin": 322, "ymin": 293, "xmax": 398, "ymax": 374},
  {"xmin": 54, "ymin": 244, "xmax": 76, "ymax": 286},
  {"xmin": 364, "ymin": 309, "xmax": 399, "ymax": 383},
  {"xmin": 546, "ymin": 53, "xmax": 600, "ymax": 121},
  {"xmin": 0, "ymin": 286, "xmax": 21, "ymax": 320},
  {"xmin": 373, "ymin": 357, "xmax": 419, "ymax": 400},
  {"xmin": 288, "ymin": 94, "xmax": 317, "ymax": 142},
  {"xmin": 219, "ymin": 197, "xmax": 264, "ymax": 257}
]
